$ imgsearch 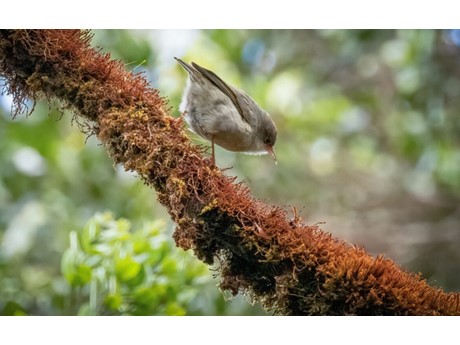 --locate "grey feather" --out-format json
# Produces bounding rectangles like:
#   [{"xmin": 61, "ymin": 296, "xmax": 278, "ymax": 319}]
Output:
[{"xmin": 190, "ymin": 62, "xmax": 247, "ymax": 123}]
